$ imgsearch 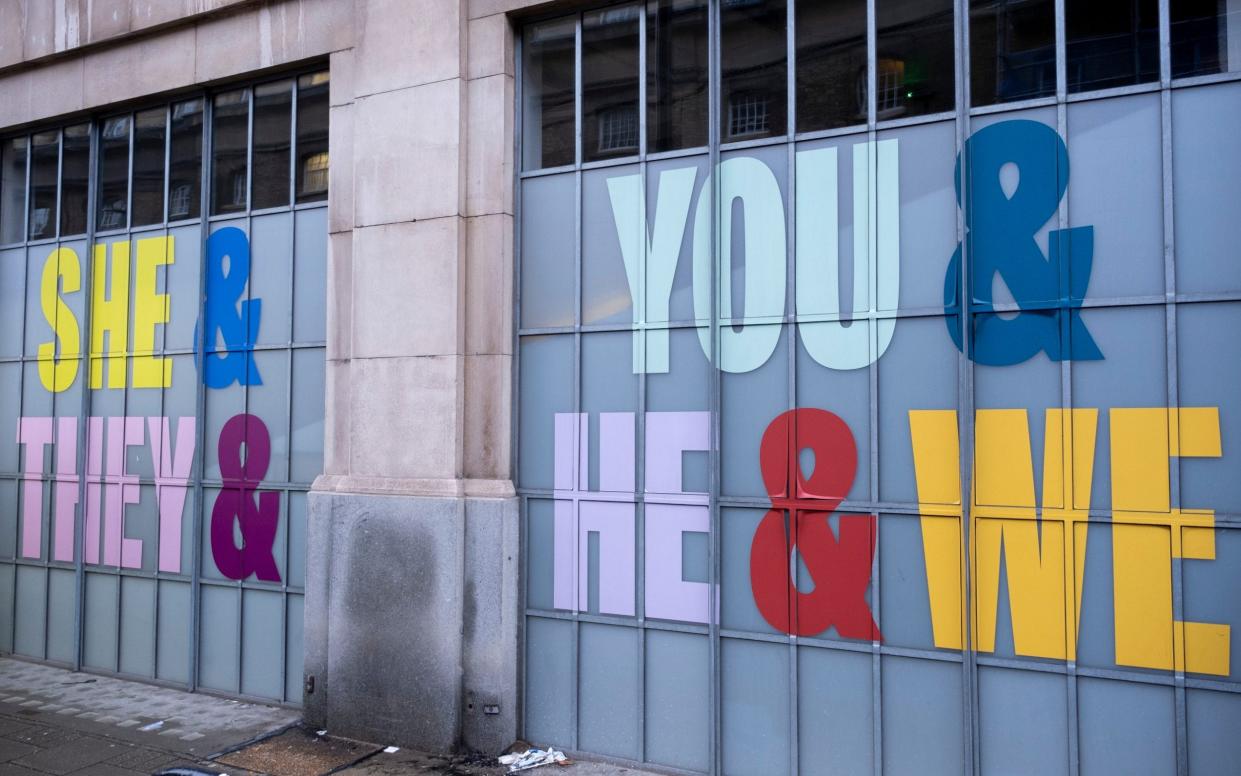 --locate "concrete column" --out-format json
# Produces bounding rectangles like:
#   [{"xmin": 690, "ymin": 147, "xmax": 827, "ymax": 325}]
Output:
[{"xmin": 306, "ymin": 0, "xmax": 520, "ymax": 755}]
